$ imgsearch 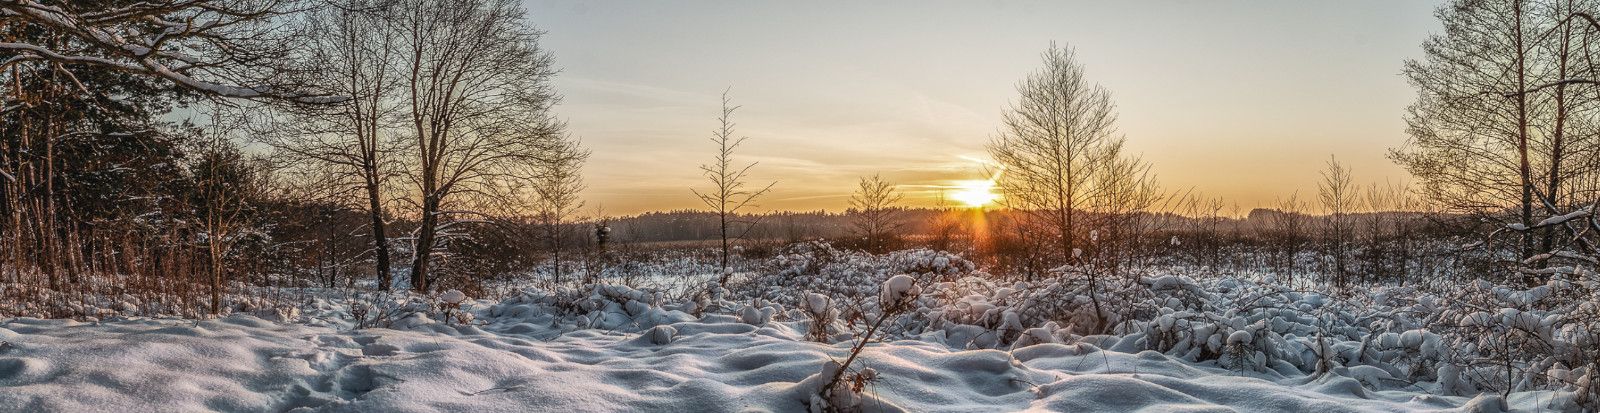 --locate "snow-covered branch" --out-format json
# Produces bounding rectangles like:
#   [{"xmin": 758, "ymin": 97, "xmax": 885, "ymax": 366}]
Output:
[{"xmin": 0, "ymin": 0, "xmax": 344, "ymax": 103}]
